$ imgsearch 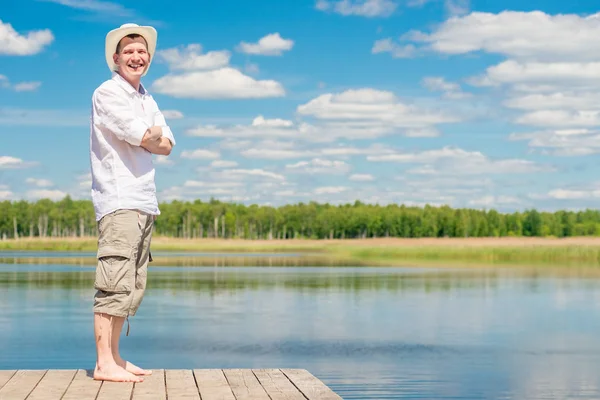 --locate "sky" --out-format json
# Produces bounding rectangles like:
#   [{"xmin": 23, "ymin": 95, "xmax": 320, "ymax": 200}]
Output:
[{"xmin": 2, "ymin": 0, "xmax": 600, "ymax": 212}]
